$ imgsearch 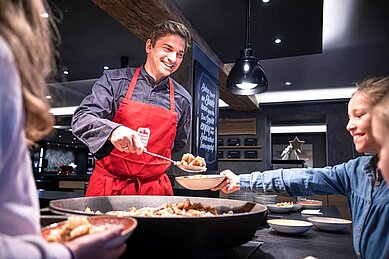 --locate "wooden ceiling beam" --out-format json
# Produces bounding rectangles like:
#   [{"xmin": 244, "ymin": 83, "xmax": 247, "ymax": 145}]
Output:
[{"xmin": 91, "ymin": 0, "xmax": 259, "ymax": 111}]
